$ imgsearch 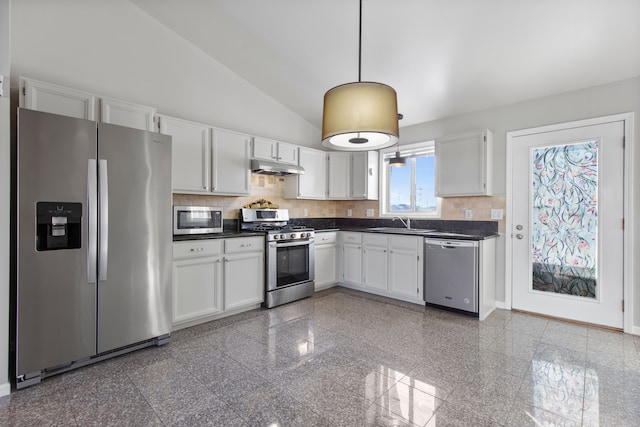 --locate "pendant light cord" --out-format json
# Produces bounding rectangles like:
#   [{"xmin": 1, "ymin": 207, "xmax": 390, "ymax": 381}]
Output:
[{"xmin": 358, "ymin": 0, "xmax": 362, "ymax": 82}]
